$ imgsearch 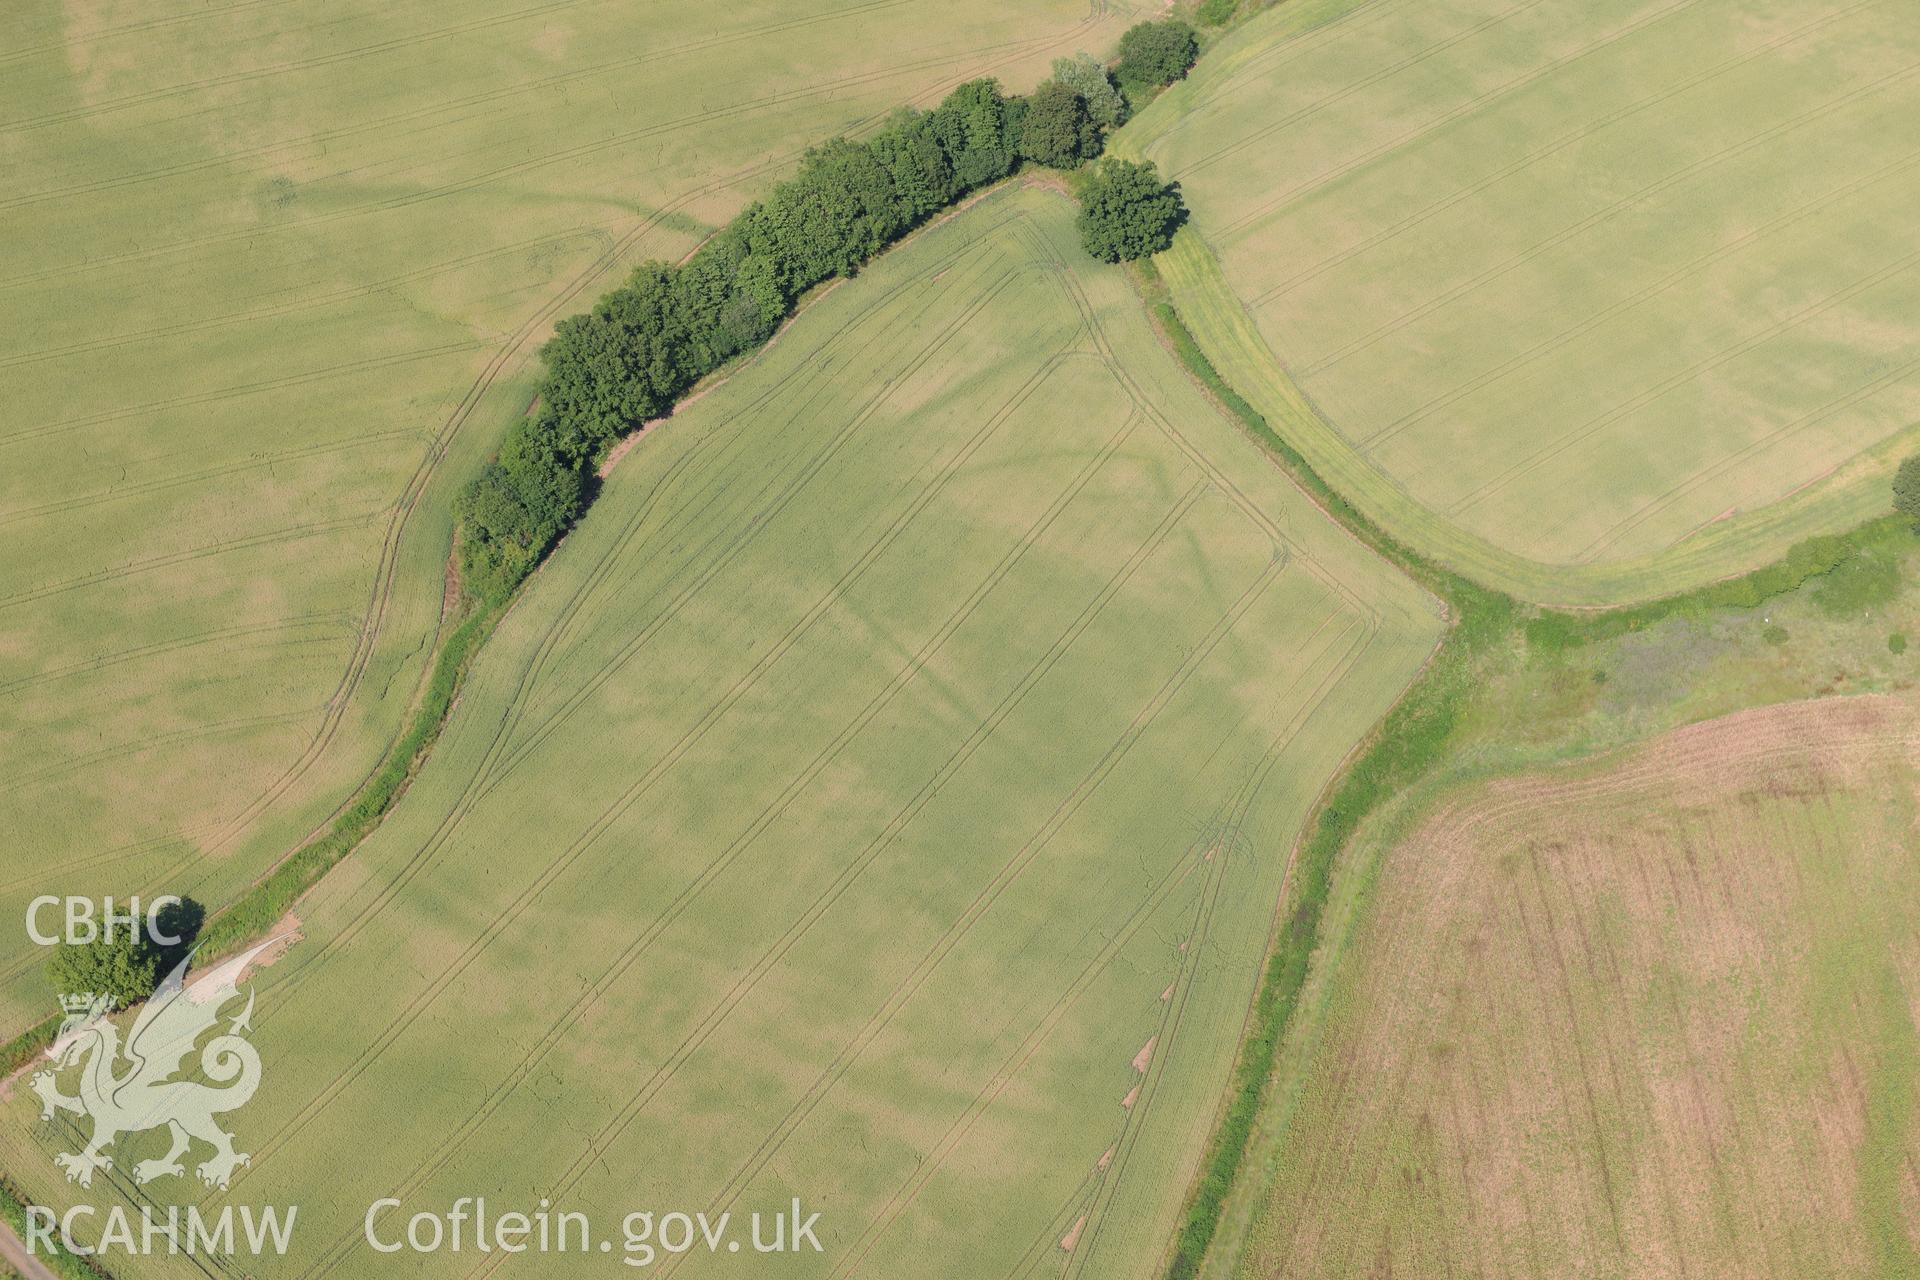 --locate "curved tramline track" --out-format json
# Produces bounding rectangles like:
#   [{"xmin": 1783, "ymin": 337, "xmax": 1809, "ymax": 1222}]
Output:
[
  {"xmin": 1124, "ymin": 0, "xmax": 1920, "ymax": 604},
  {"xmin": 8, "ymin": 187, "xmax": 1438, "ymax": 1280},
  {"xmin": 0, "ymin": 0, "xmax": 1132, "ymax": 1025}
]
